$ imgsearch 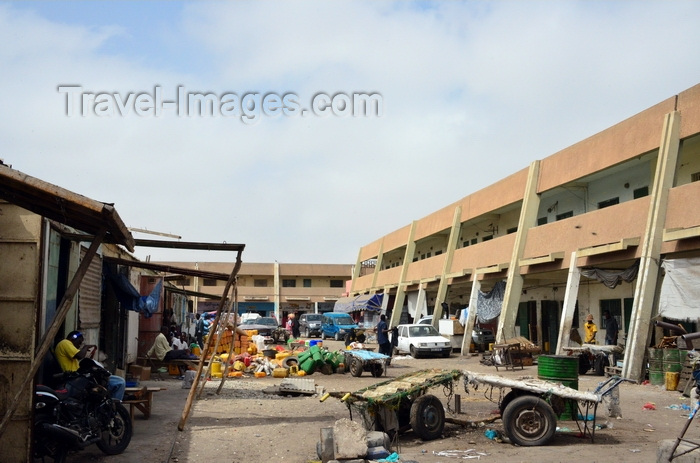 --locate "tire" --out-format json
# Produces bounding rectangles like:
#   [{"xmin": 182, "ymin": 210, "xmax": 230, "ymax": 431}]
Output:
[
  {"xmin": 409, "ymin": 394, "xmax": 445, "ymax": 440},
  {"xmin": 442, "ymin": 350, "xmax": 451, "ymax": 358},
  {"xmin": 282, "ymin": 356, "xmax": 299, "ymax": 368},
  {"xmin": 593, "ymin": 355, "xmax": 609, "ymax": 376},
  {"xmin": 502, "ymin": 395, "xmax": 557, "ymax": 447},
  {"xmin": 321, "ymin": 331, "xmax": 327, "ymax": 340},
  {"xmin": 303, "ymin": 327, "xmax": 309, "ymax": 338},
  {"xmin": 97, "ymin": 402, "xmax": 133, "ymax": 455},
  {"xmin": 410, "ymin": 345, "xmax": 420, "ymax": 359},
  {"xmin": 371, "ymin": 363, "xmax": 384, "ymax": 377},
  {"xmin": 499, "ymin": 390, "xmax": 522, "ymax": 416},
  {"xmin": 350, "ymin": 358, "xmax": 364, "ymax": 377},
  {"xmin": 335, "ymin": 332, "xmax": 341, "ymax": 341}
]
